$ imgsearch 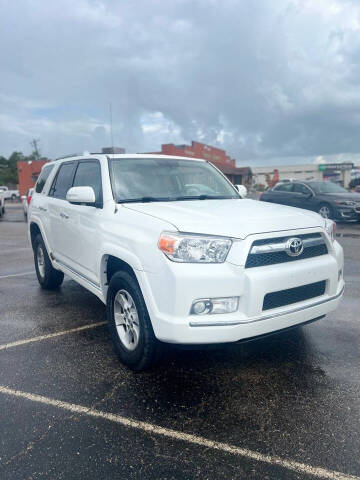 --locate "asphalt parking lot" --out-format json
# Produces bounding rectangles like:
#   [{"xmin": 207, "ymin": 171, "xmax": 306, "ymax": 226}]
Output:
[{"xmin": 0, "ymin": 204, "xmax": 359, "ymax": 480}]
